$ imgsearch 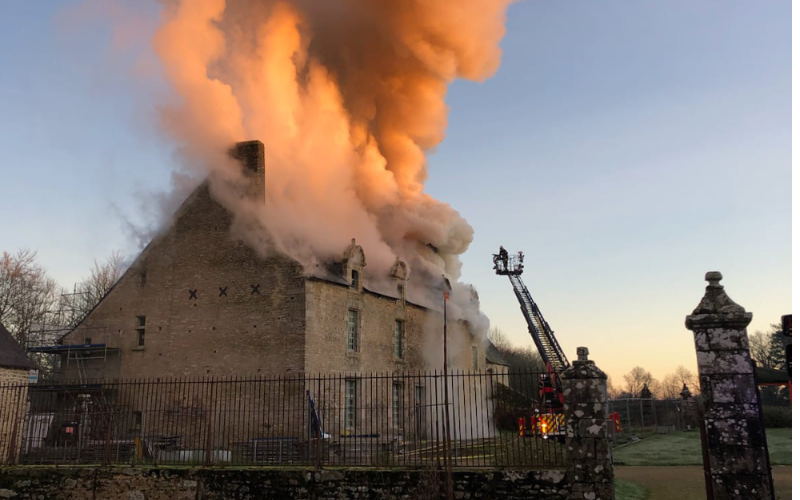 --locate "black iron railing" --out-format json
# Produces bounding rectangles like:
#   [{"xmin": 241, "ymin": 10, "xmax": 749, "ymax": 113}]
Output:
[{"xmin": 0, "ymin": 370, "xmax": 565, "ymax": 468}]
